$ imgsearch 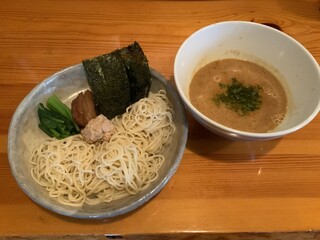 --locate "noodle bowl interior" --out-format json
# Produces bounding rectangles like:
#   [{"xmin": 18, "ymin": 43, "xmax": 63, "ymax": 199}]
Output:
[{"xmin": 30, "ymin": 90, "xmax": 175, "ymax": 207}]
